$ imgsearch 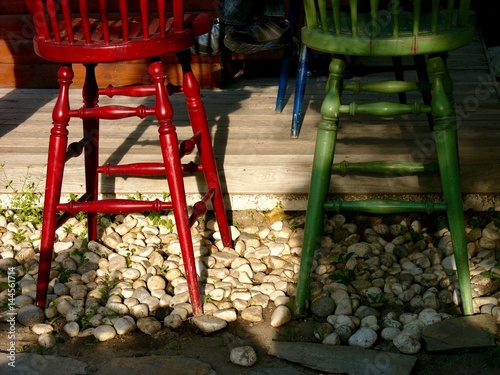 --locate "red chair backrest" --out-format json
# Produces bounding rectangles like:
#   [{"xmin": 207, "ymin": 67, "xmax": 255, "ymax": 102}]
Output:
[{"xmin": 25, "ymin": 0, "xmax": 185, "ymax": 45}]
